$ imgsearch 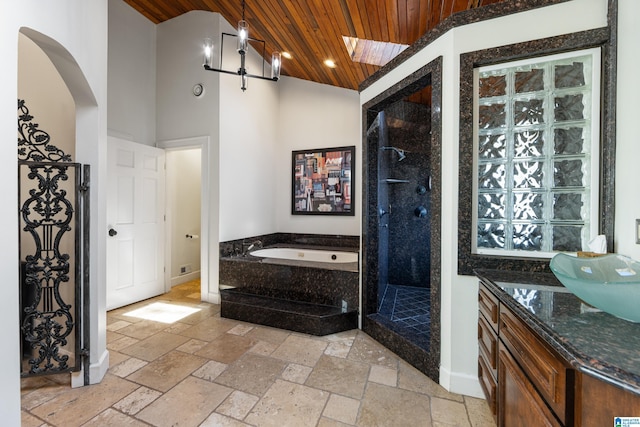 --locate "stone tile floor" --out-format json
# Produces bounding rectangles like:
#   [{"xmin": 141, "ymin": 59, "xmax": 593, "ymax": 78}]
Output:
[{"xmin": 20, "ymin": 280, "xmax": 496, "ymax": 427}]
